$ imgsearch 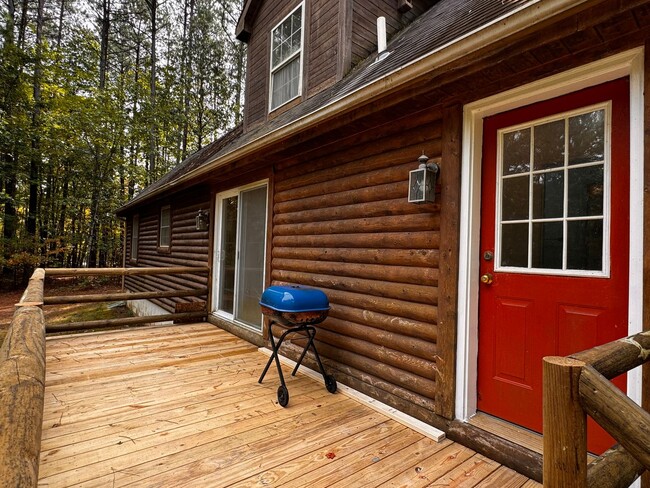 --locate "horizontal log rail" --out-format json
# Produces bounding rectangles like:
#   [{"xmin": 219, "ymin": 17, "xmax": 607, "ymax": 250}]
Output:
[
  {"xmin": 44, "ymin": 265, "xmax": 209, "ymax": 276},
  {"xmin": 43, "ymin": 287, "xmax": 208, "ymax": 305},
  {"xmin": 543, "ymin": 330, "xmax": 650, "ymax": 488},
  {"xmin": 43, "ymin": 266, "xmax": 209, "ymax": 332},
  {"xmin": 1, "ymin": 265, "xmax": 211, "ymax": 485}
]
